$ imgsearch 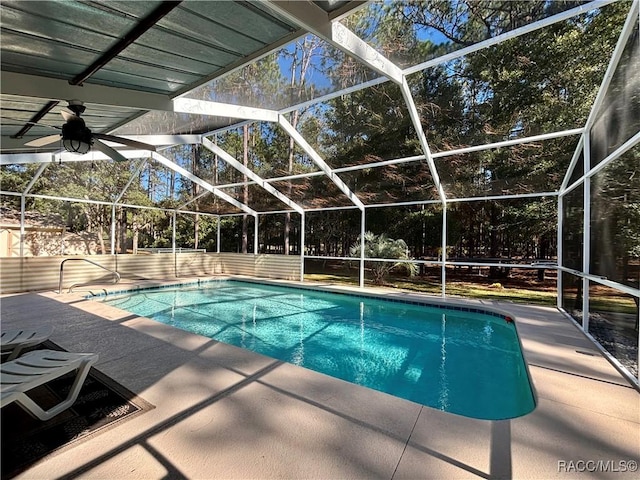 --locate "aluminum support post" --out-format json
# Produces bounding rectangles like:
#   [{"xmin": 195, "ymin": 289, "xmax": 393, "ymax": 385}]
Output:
[
  {"xmin": 582, "ymin": 132, "xmax": 591, "ymax": 332},
  {"xmin": 300, "ymin": 212, "xmax": 306, "ymax": 282},
  {"xmin": 217, "ymin": 216, "xmax": 221, "ymax": 253},
  {"xmin": 441, "ymin": 203, "xmax": 447, "ymax": 298},
  {"xmin": 111, "ymin": 205, "xmax": 116, "ymax": 255},
  {"xmin": 254, "ymin": 215, "xmax": 259, "ymax": 254},
  {"xmin": 360, "ymin": 209, "xmax": 366, "ymax": 288},
  {"xmin": 557, "ymin": 195, "xmax": 564, "ymax": 309},
  {"xmin": 172, "ymin": 211, "xmax": 177, "ymax": 255},
  {"xmin": 19, "ymin": 195, "xmax": 25, "ymax": 257}
]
